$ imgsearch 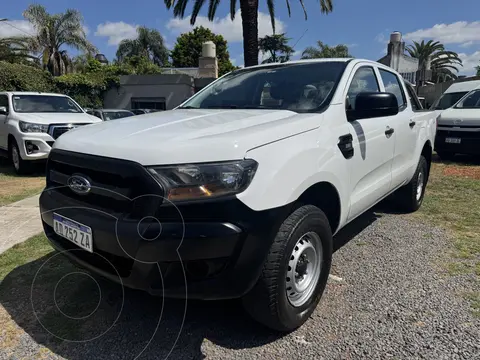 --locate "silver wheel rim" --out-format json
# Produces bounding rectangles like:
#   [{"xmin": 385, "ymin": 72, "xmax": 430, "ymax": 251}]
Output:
[
  {"xmin": 286, "ymin": 232, "xmax": 322, "ymax": 308},
  {"xmin": 12, "ymin": 146, "xmax": 20, "ymax": 171},
  {"xmin": 416, "ymin": 171, "xmax": 424, "ymax": 201}
]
